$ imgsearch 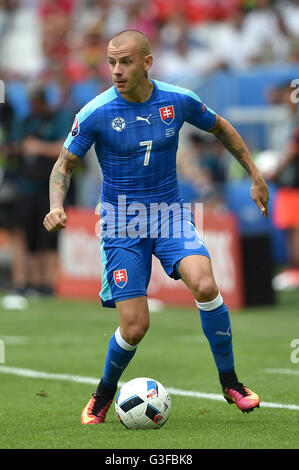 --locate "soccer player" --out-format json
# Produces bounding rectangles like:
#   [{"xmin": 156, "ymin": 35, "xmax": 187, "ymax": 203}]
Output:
[{"xmin": 43, "ymin": 30, "xmax": 269, "ymax": 424}]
